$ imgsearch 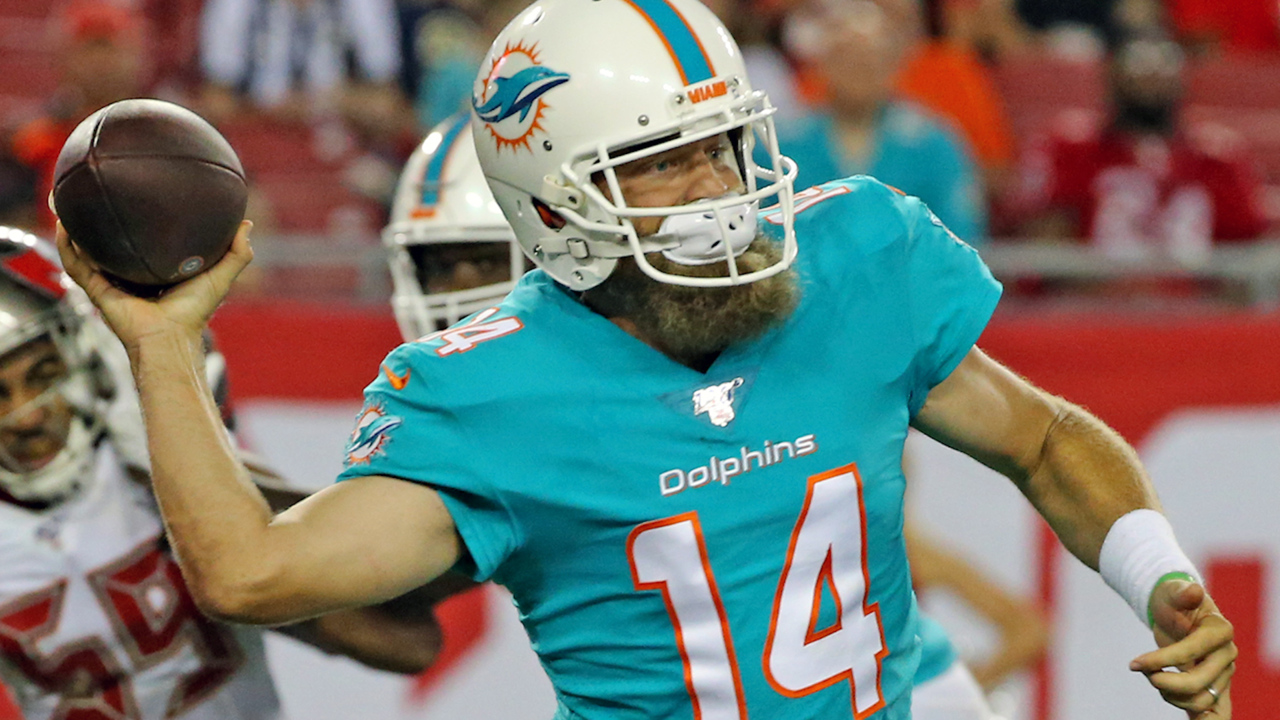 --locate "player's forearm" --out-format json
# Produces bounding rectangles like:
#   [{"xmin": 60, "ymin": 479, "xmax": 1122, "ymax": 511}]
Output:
[
  {"xmin": 129, "ymin": 328, "xmax": 281, "ymax": 618},
  {"xmin": 284, "ymin": 608, "xmax": 443, "ymax": 675},
  {"xmin": 1016, "ymin": 401, "xmax": 1161, "ymax": 569}
]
